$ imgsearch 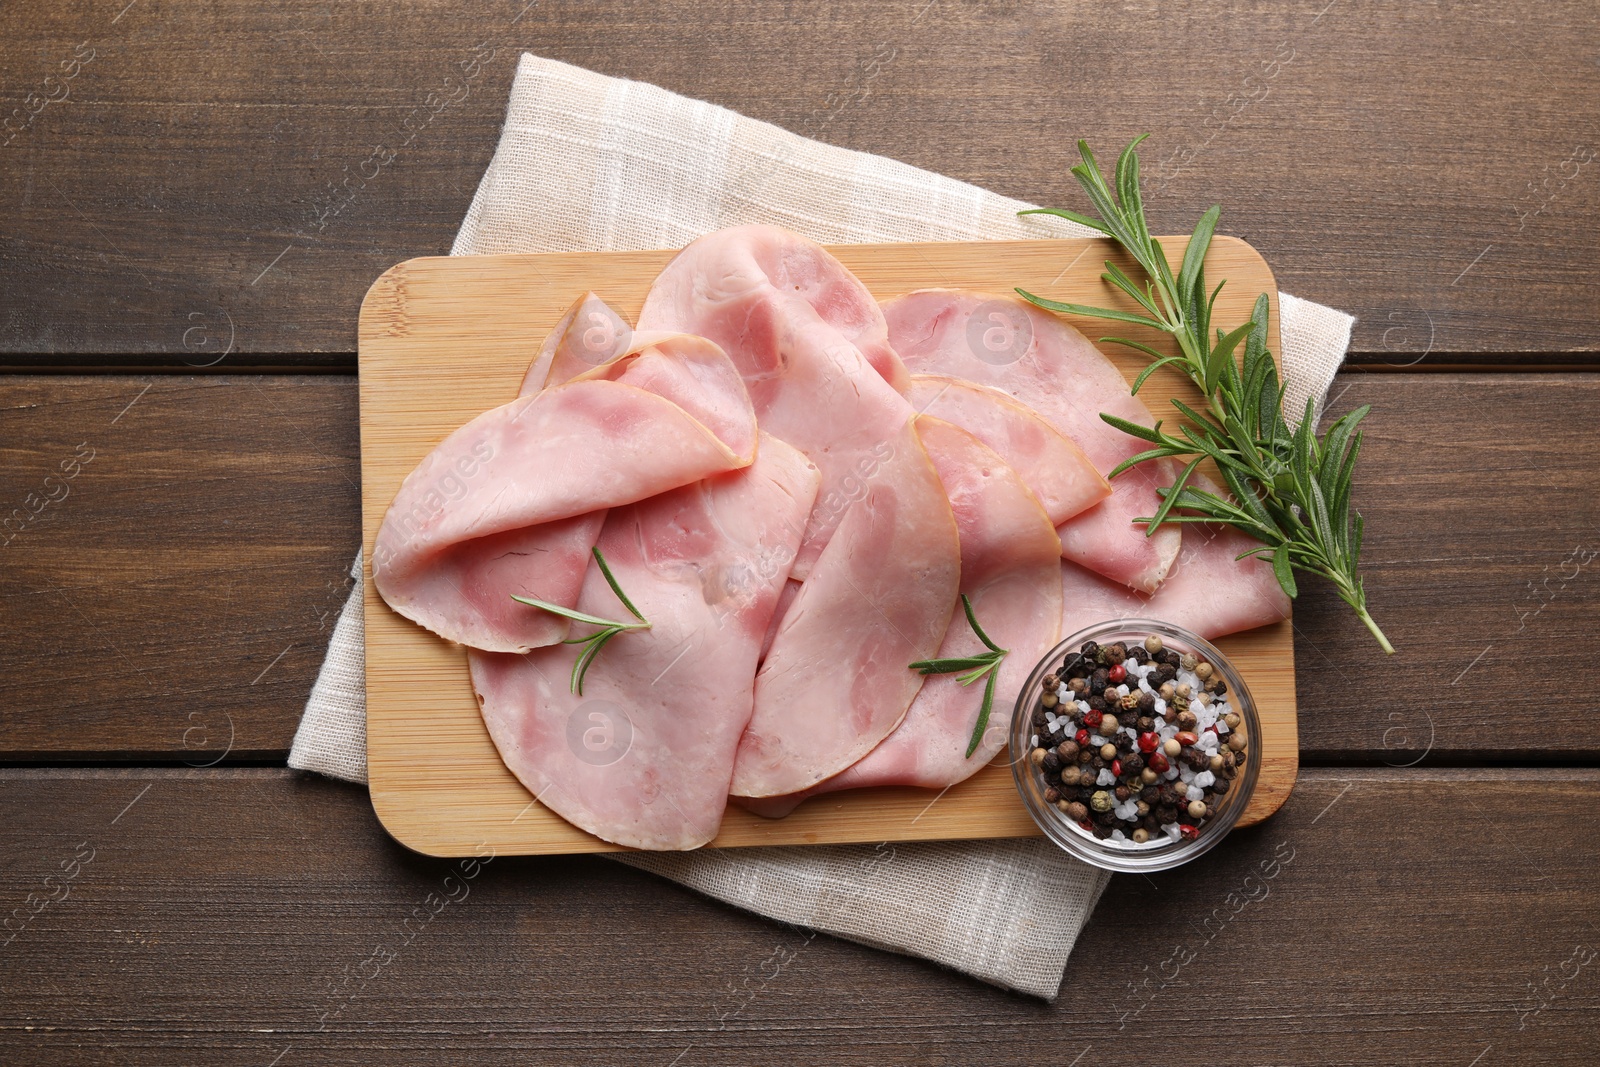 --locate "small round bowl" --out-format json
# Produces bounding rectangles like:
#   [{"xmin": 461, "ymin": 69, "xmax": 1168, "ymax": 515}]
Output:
[{"xmin": 1009, "ymin": 618, "xmax": 1260, "ymax": 872}]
